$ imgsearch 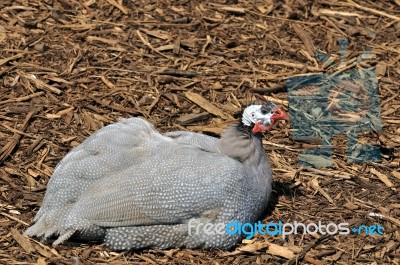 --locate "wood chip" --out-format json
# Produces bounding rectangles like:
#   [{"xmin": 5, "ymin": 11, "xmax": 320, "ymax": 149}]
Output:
[
  {"xmin": 106, "ymin": 0, "xmax": 128, "ymax": 14},
  {"xmin": 141, "ymin": 29, "xmax": 171, "ymax": 40},
  {"xmin": 44, "ymin": 76, "xmax": 74, "ymax": 85},
  {"xmin": 158, "ymin": 69, "xmax": 197, "ymax": 77},
  {"xmin": 328, "ymin": 251, "xmax": 344, "ymax": 261},
  {"xmin": 86, "ymin": 36, "xmax": 119, "ymax": 45},
  {"xmin": 317, "ymin": 8, "xmax": 365, "ymax": 18},
  {"xmin": 21, "ymin": 73, "xmax": 62, "ymax": 94},
  {"xmin": 176, "ymin": 112, "xmax": 210, "ymax": 125},
  {"xmin": 135, "ymin": 254, "xmax": 157, "ymax": 264},
  {"xmin": 370, "ymin": 168, "xmax": 394, "ymax": 188},
  {"xmin": 345, "ymin": 0, "xmax": 400, "ymax": 21},
  {"xmin": 1, "ymin": 212, "xmax": 29, "ymax": 226},
  {"xmin": 369, "ymin": 213, "xmax": 400, "ymax": 227},
  {"xmin": 0, "ymin": 53, "xmax": 27, "ymax": 66},
  {"xmin": 34, "ymin": 244, "xmax": 54, "ymax": 258},
  {"xmin": 83, "ymin": 0, "xmax": 96, "ymax": 7},
  {"xmin": 309, "ymin": 178, "xmax": 335, "ymax": 205},
  {"xmin": 184, "ymin": 91, "xmax": 233, "ymax": 120},
  {"xmin": 0, "ymin": 112, "xmax": 34, "ymax": 163},
  {"xmin": 136, "ymin": 30, "xmax": 172, "ymax": 60},
  {"xmin": 343, "ymin": 202, "xmax": 359, "ymax": 210},
  {"xmin": 262, "ymin": 95, "xmax": 289, "ymax": 107},
  {"xmin": 100, "ymin": 75, "xmax": 116, "ymax": 90},
  {"xmin": 187, "ymin": 125, "xmax": 225, "ymax": 135},
  {"xmin": 391, "ymin": 171, "xmax": 400, "ymax": 181},
  {"xmin": 10, "ymin": 228, "xmax": 35, "ymax": 254},
  {"xmin": 267, "ymin": 243, "xmax": 295, "ymax": 259},
  {"xmin": 292, "ymin": 23, "xmax": 316, "ymax": 57},
  {"xmin": 304, "ymin": 255, "xmax": 324, "ymax": 265},
  {"xmin": 385, "ymin": 119, "xmax": 400, "ymax": 124},
  {"xmin": 220, "ymin": 6, "xmax": 246, "ymax": 14},
  {"xmin": 56, "ymin": 107, "xmax": 74, "ymax": 116},
  {"xmin": 173, "ymin": 36, "xmax": 181, "ymax": 55},
  {"xmin": 376, "ymin": 61, "xmax": 387, "ymax": 76},
  {"xmin": 36, "ymin": 257, "xmax": 47, "ymax": 265},
  {"xmin": 238, "ymin": 242, "xmax": 268, "ymax": 253},
  {"xmin": 0, "ymin": 91, "xmax": 44, "ymax": 105},
  {"xmin": 263, "ymin": 59, "xmax": 321, "ymax": 71},
  {"xmin": 45, "ymin": 114, "xmax": 61, "ymax": 119}
]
